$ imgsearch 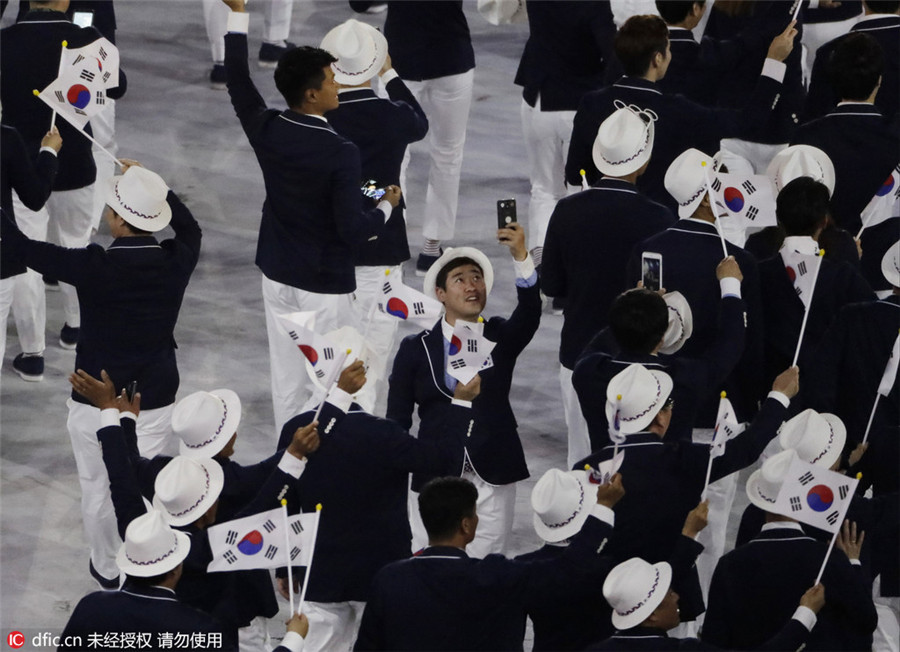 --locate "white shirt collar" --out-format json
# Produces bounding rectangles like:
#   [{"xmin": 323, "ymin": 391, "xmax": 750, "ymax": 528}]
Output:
[
  {"xmin": 837, "ymin": 101, "xmax": 875, "ymax": 107},
  {"xmin": 304, "ymin": 113, "xmax": 329, "ymax": 123},
  {"xmin": 856, "ymin": 13, "xmax": 900, "ymax": 25},
  {"xmin": 441, "ymin": 317, "xmax": 455, "ymax": 341},
  {"xmin": 761, "ymin": 521, "xmax": 804, "ymax": 533},
  {"xmin": 780, "ymin": 236, "xmax": 819, "ymax": 255}
]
